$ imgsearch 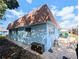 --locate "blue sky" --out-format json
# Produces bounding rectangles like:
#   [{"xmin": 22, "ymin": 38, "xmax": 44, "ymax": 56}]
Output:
[{"xmin": 0, "ymin": 0, "xmax": 78, "ymax": 29}]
